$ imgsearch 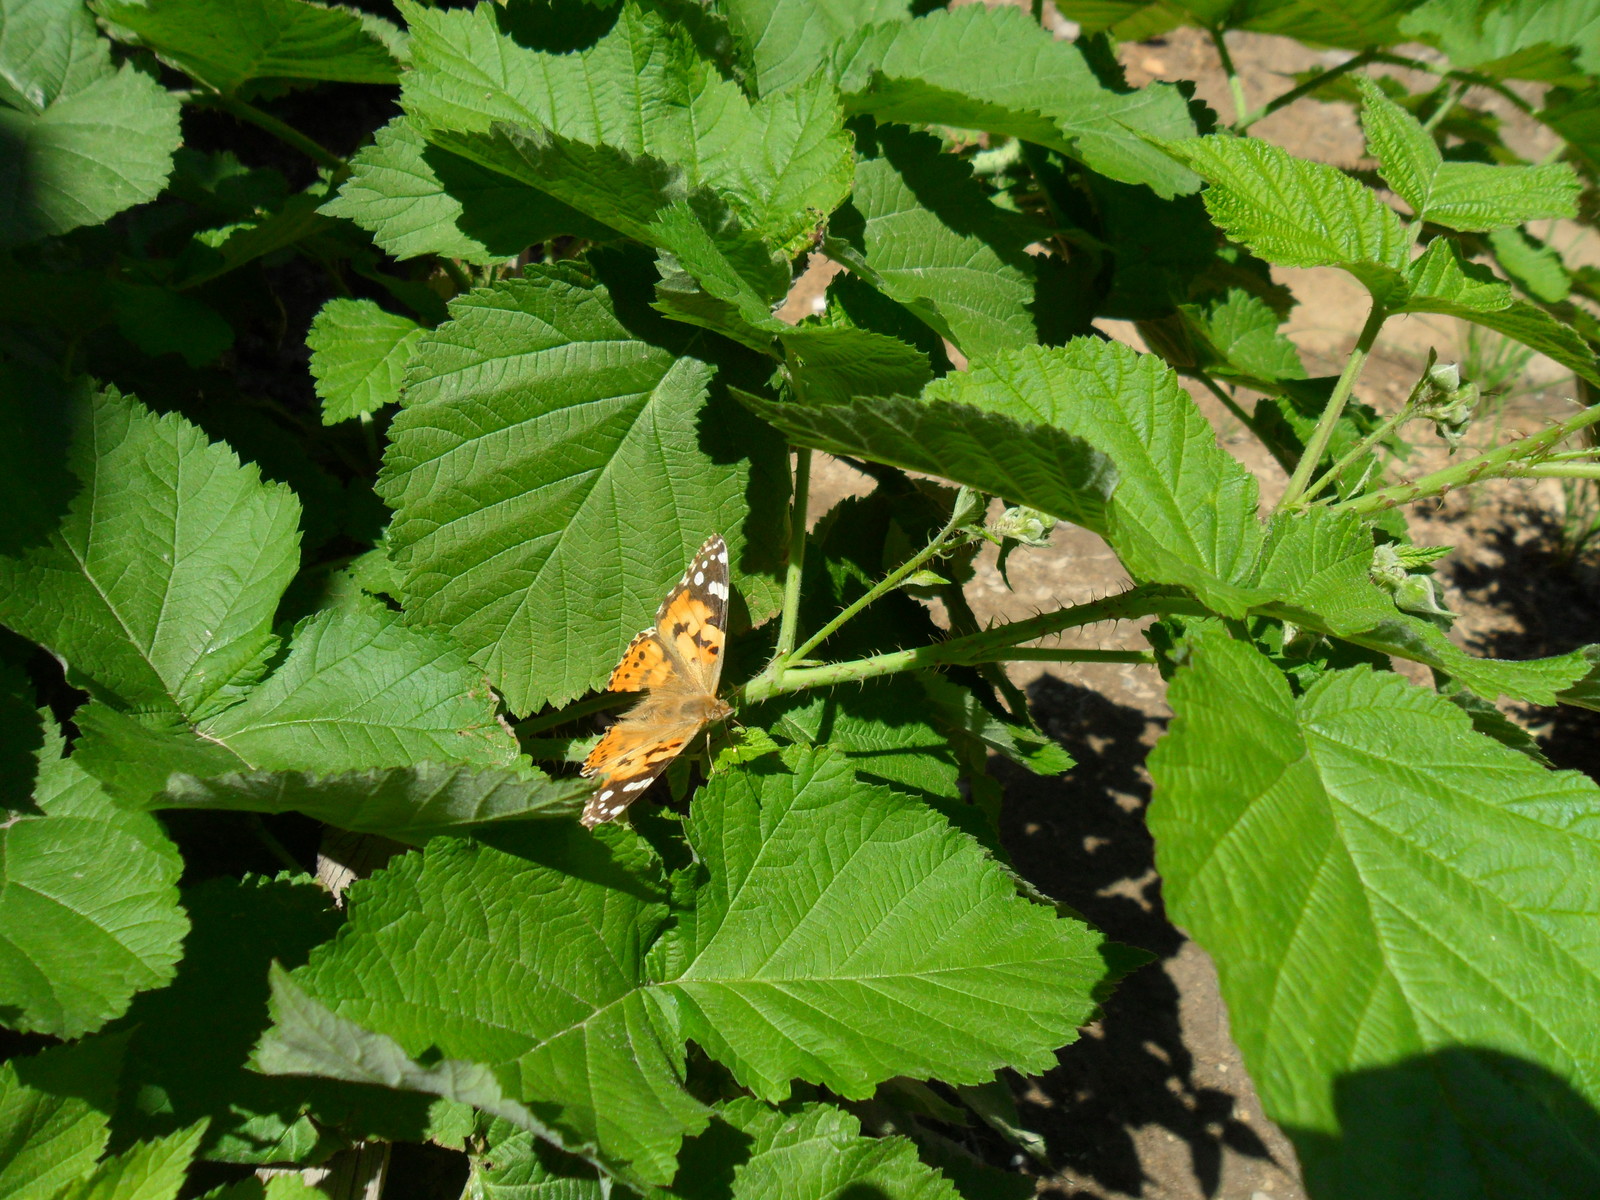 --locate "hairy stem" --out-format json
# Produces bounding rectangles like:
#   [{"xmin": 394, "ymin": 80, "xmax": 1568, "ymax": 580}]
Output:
[
  {"xmin": 774, "ymin": 446, "xmax": 812, "ymax": 660},
  {"xmin": 1209, "ymin": 27, "xmax": 1250, "ymax": 126},
  {"xmin": 1302, "ymin": 396, "xmax": 1417, "ymax": 502},
  {"xmin": 1336, "ymin": 404, "xmax": 1600, "ymax": 514},
  {"xmin": 1278, "ymin": 301, "xmax": 1387, "ymax": 511},
  {"xmin": 1237, "ymin": 49, "xmax": 1378, "ymax": 132}
]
